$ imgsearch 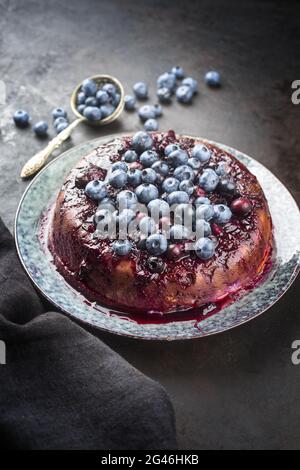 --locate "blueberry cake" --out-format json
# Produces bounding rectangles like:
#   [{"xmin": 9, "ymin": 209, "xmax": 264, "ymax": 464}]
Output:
[{"xmin": 48, "ymin": 130, "xmax": 273, "ymax": 314}]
